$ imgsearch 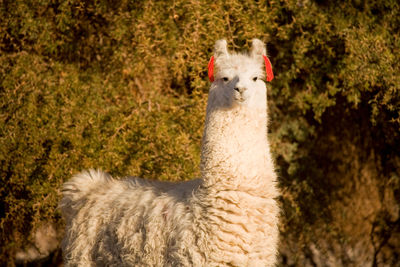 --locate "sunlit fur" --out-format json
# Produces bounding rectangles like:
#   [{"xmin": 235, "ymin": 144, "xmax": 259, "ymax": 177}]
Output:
[{"xmin": 60, "ymin": 39, "xmax": 280, "ymax": 266}]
